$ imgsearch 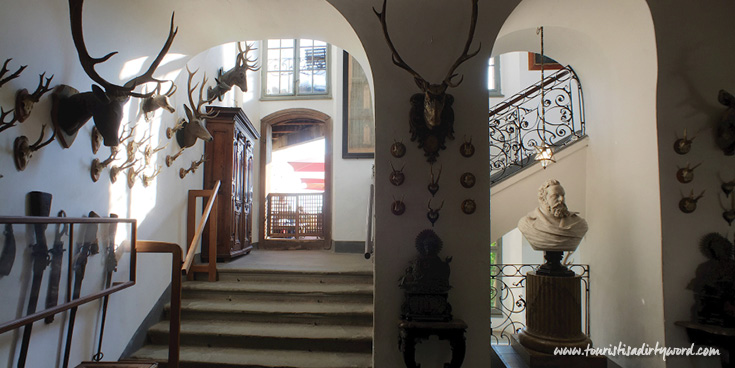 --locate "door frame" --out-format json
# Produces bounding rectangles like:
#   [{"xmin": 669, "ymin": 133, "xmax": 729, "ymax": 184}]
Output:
[{"xmin": 258, "ymin": 108, "xmax": 333, "ymax": 249}]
